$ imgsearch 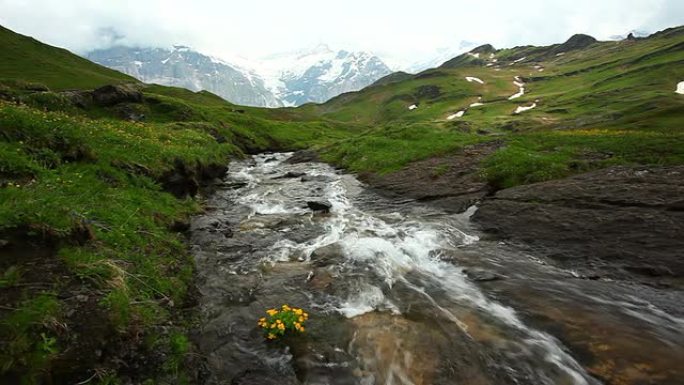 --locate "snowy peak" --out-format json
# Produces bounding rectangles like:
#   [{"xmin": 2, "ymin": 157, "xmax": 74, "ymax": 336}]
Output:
[
  {"xmin": 244, "ymin": 46, "xmax": 392, "ymax": 106},
  {"xmin": 269, "ymin": 48, "xmax": 392, "ymax": 106},
  {"xmin": 86, "ymin": 44, "xmax": 392, "ymax": 107}
]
